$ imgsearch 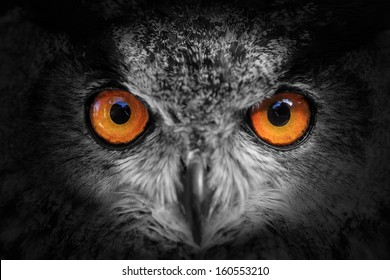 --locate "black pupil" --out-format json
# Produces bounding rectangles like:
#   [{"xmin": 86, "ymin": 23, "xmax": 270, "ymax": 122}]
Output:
[
  {"xmin": 110, "ymin": 101, "xmax": 131, "ymax": 124},
  {"xmin": 267, "ymin": 100, "xmax": 291, "ymax": 127}
]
